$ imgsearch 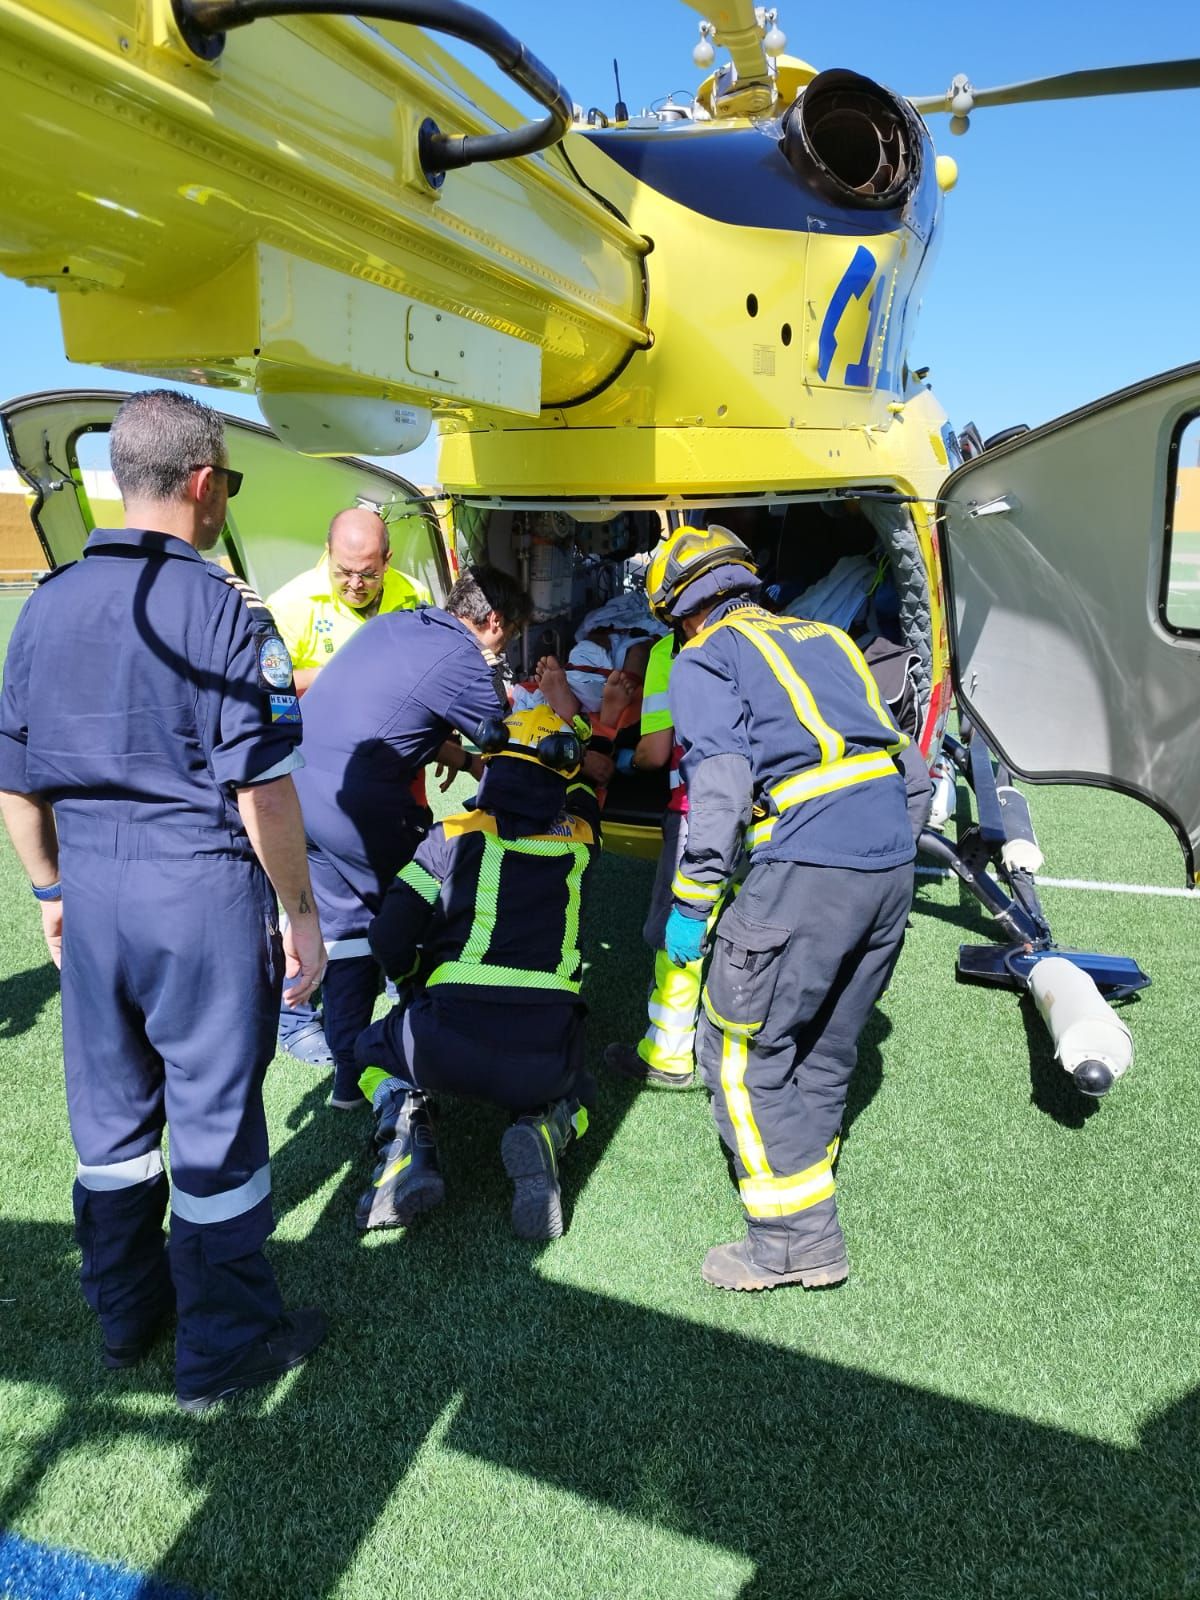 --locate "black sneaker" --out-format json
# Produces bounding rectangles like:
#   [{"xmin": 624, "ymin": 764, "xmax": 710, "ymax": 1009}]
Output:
[{"xmin": 176, "ymin": 1308, "xmax": 328, "ymax": 1414}]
